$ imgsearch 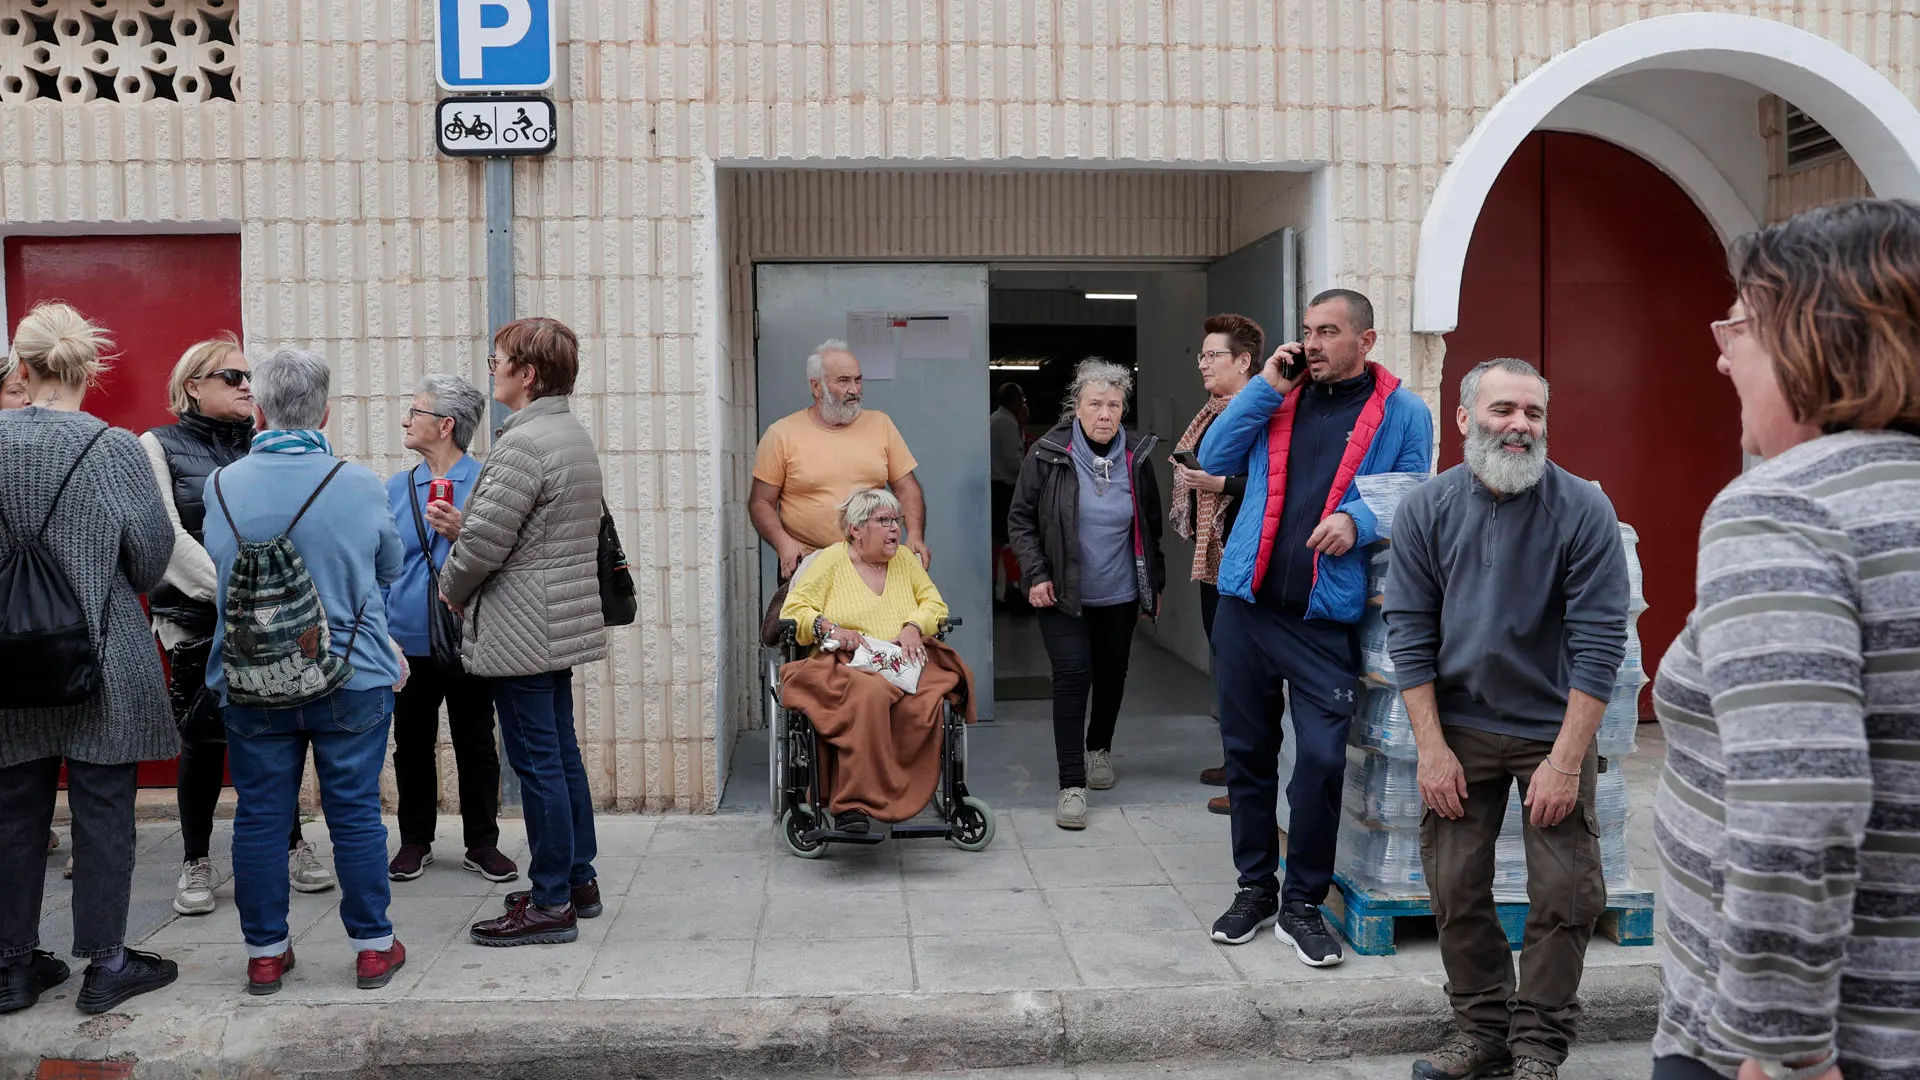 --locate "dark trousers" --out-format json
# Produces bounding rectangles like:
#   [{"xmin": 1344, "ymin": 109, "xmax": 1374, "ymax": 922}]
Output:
[
  {"xmin": 492, "ymin": 670, "xmax": 598, "ymax": 908},
  {"xmin": 393, "ymin": 655, "xmax": 502, "ymax": 850},
  {"xmin": 1200, "ymin": 582, "xmax": 1221, "ymax": 640},
  {"xmin": 1038, "ymin": 601, "xmax": 1138, "ymax": 789},
  {"xmin": 991, "ymin": 481, "xmax": 1014, "ymax": 547},
  {"xmin": 0, "ymin": 758, "xmax": 138, "ymax": 961},
  {"xmin": 1420, "ymin": 725, "xmax": 1606, "ymax": 1065},
  {"xmin": 171, "ymin": 639, "xmax": 300, "ymax": 861},
  {"xmin": 1214, "ymin": 596, "xmax": 1359, "ymax": 904},
  {"xmin": 1649, "ymin": 1058, "xmax": 1724, "ymax": 1080}
]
